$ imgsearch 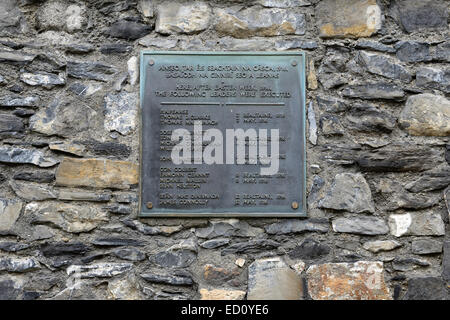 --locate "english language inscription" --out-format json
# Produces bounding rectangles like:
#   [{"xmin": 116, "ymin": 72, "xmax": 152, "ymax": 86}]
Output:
[{"xmin": 140, "ymin": 51, "xmax": 306, "ymax": 217}]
